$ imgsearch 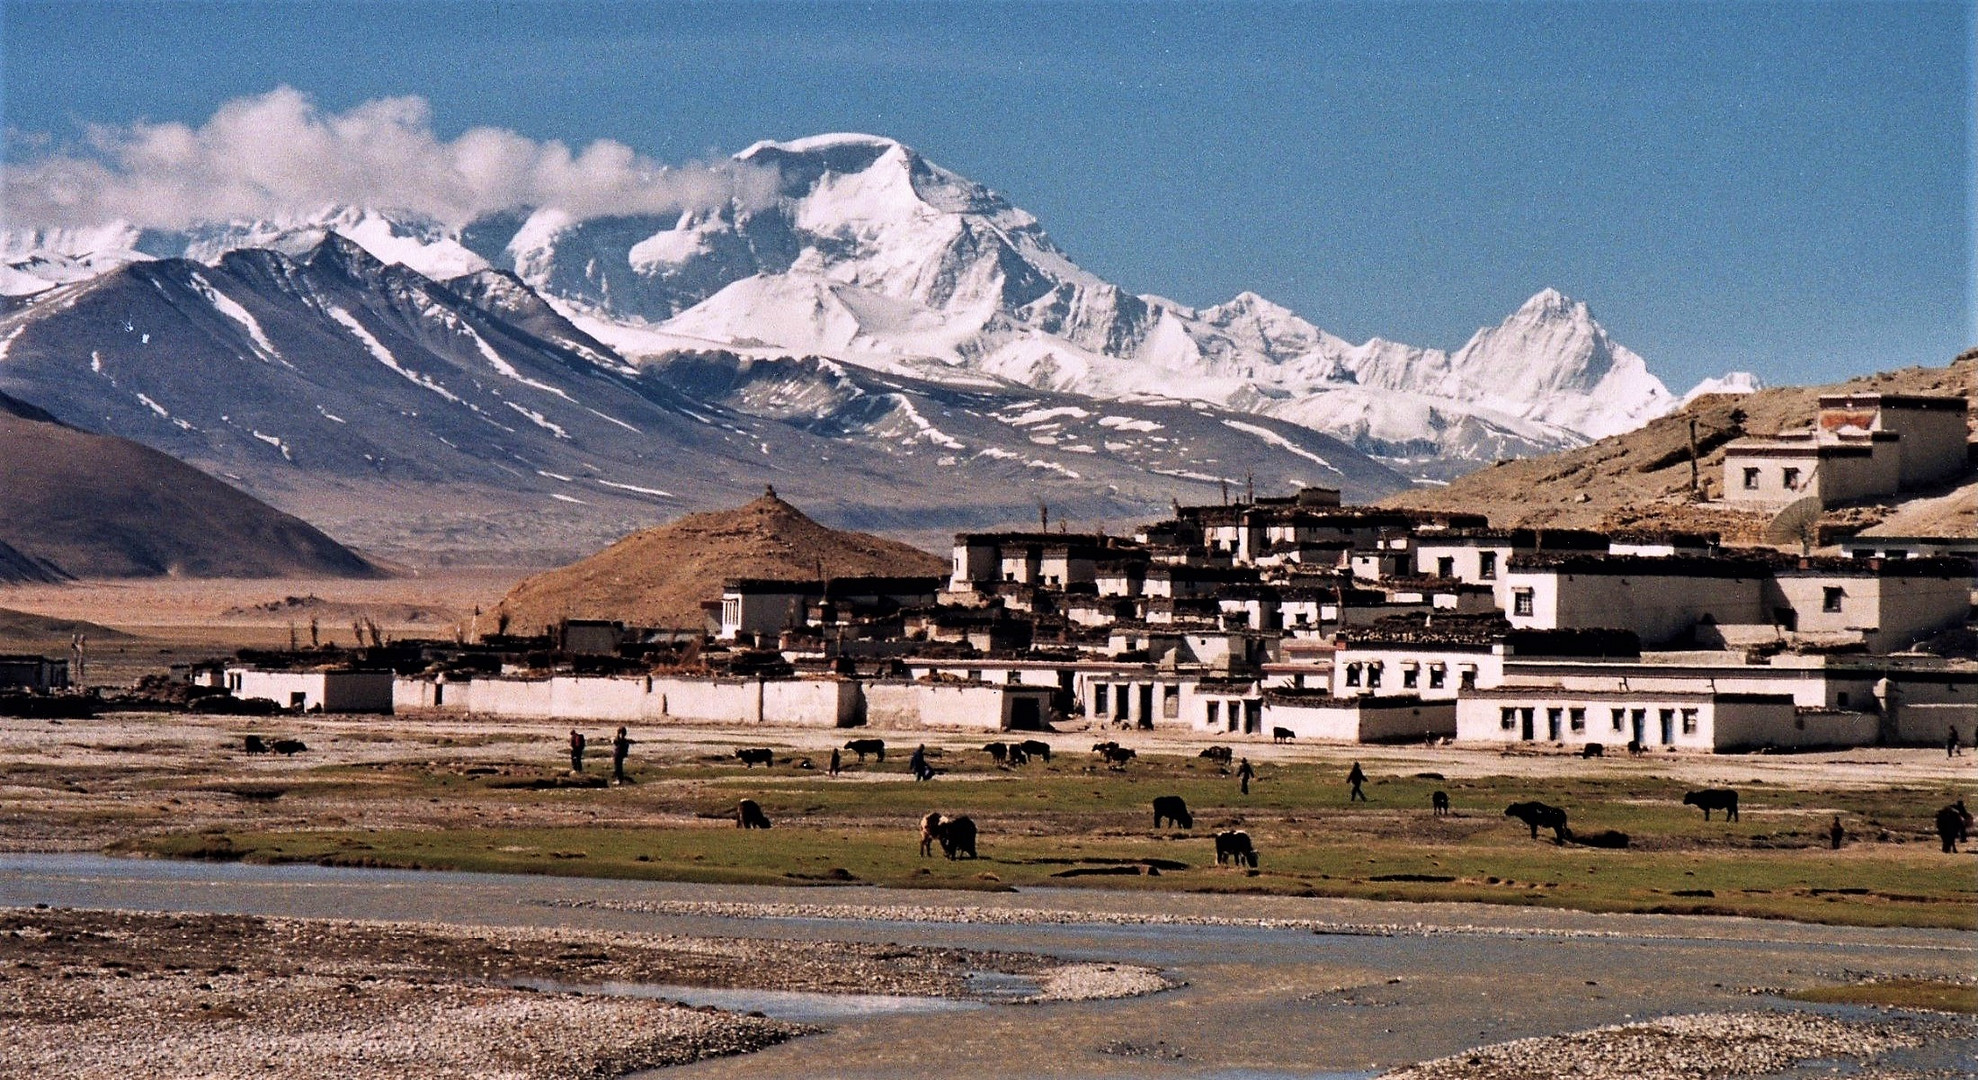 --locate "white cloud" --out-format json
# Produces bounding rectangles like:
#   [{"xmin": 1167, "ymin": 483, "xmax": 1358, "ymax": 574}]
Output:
[{"xmin": 1, "ymin": 87, "xmax": 777, "ymax": 230}]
